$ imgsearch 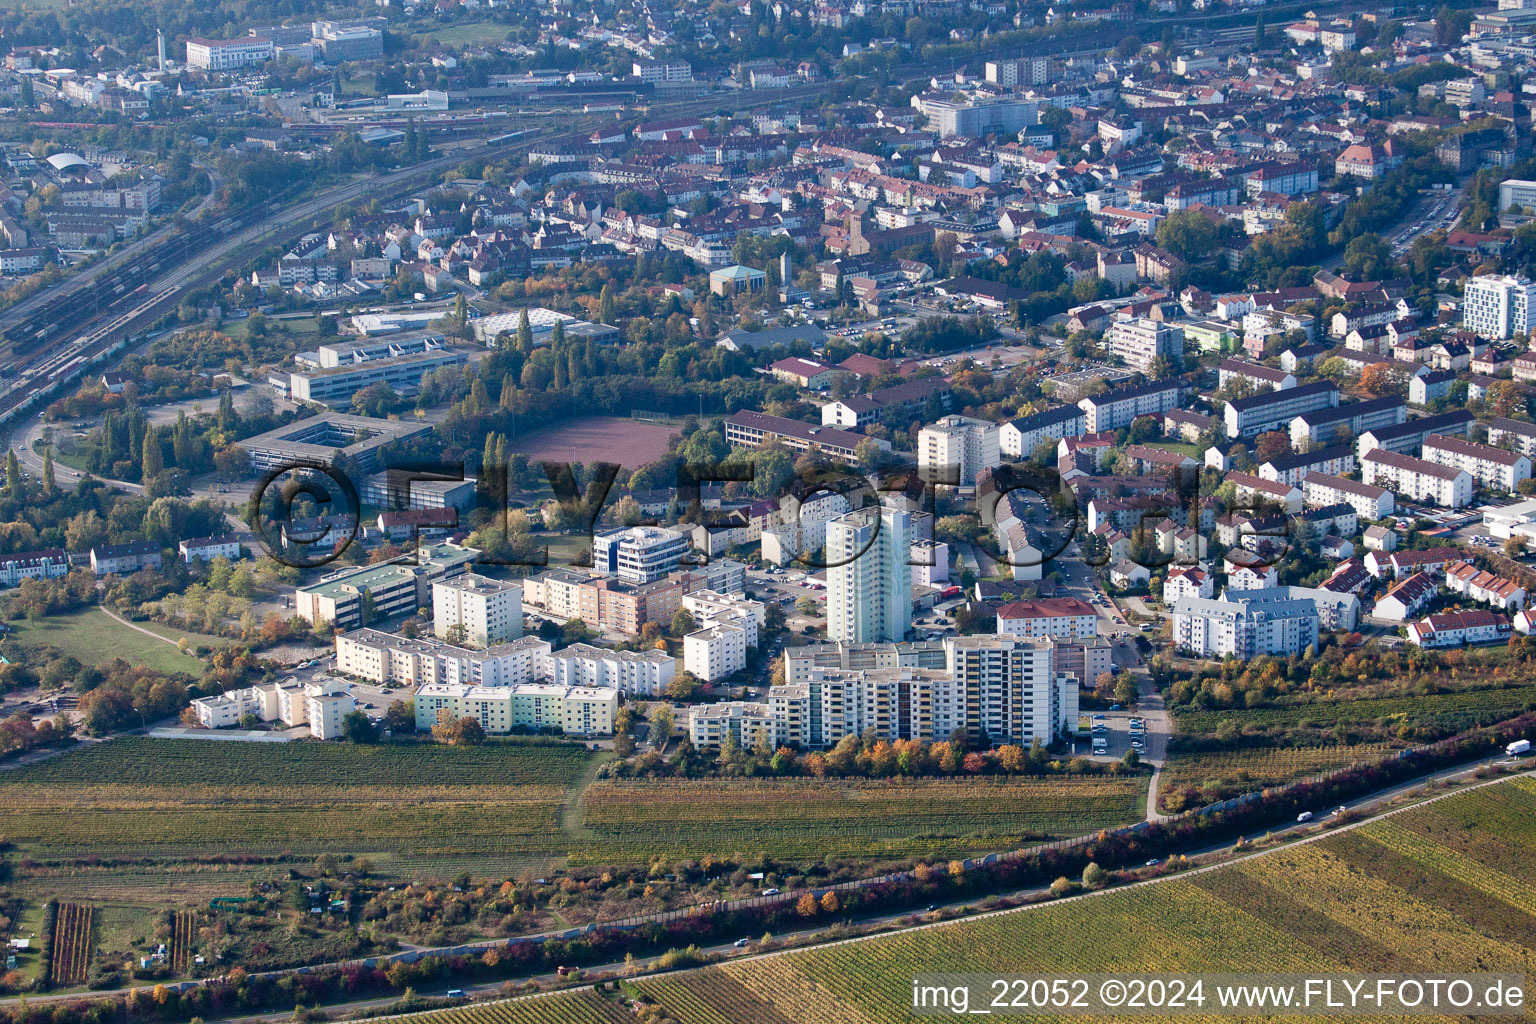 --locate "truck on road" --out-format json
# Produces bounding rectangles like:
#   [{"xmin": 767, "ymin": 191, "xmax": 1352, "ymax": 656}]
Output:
[{"xmin": 1507, "ymin": 739, "xmax": 1531, "ymax": 757}]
